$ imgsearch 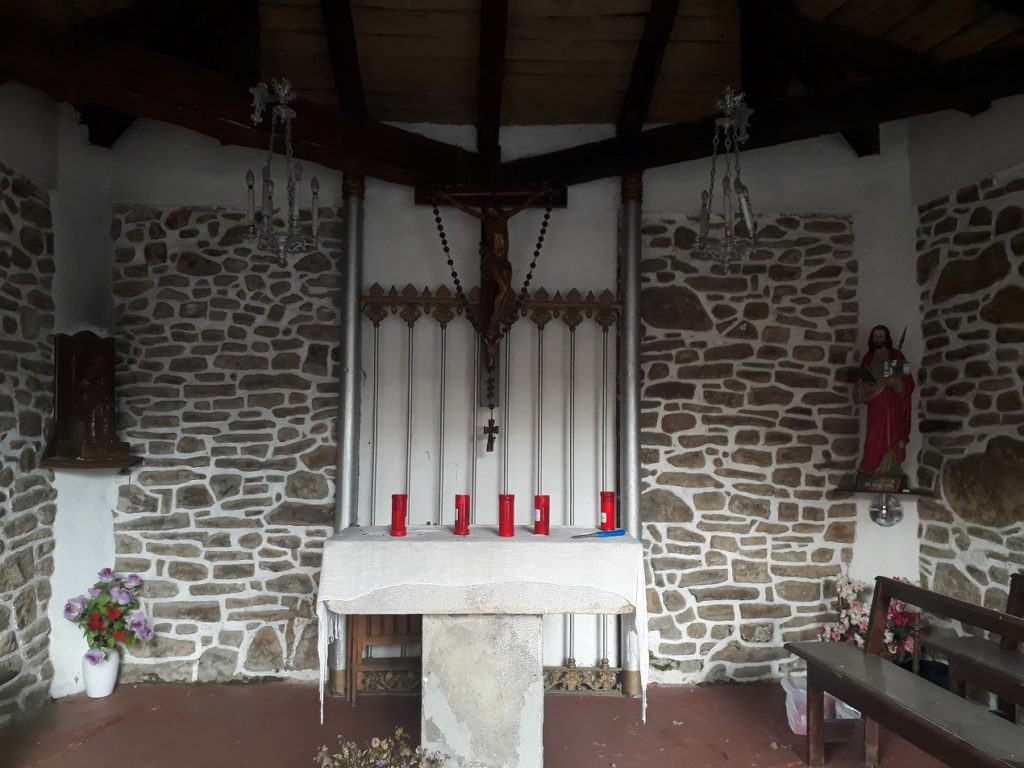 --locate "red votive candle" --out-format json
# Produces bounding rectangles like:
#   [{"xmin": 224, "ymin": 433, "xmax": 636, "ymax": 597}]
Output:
[
  {"xmin": 498, "ymin": 494, "xmax": 515, "ymax": 537},
  {"xmin": 454, "ymin": 494, "xmax": 470, "ymax": 536},
  {"xmin": 390, "ymin": 494, "xmax": 407, "ymax": 537},
  {"xmin": 534, "ymin": 494, "xmax": 550, "ymax": 535},
  {"xmin": 600, "ymin": 491, "xmax": 616, "ymax": 531}
]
